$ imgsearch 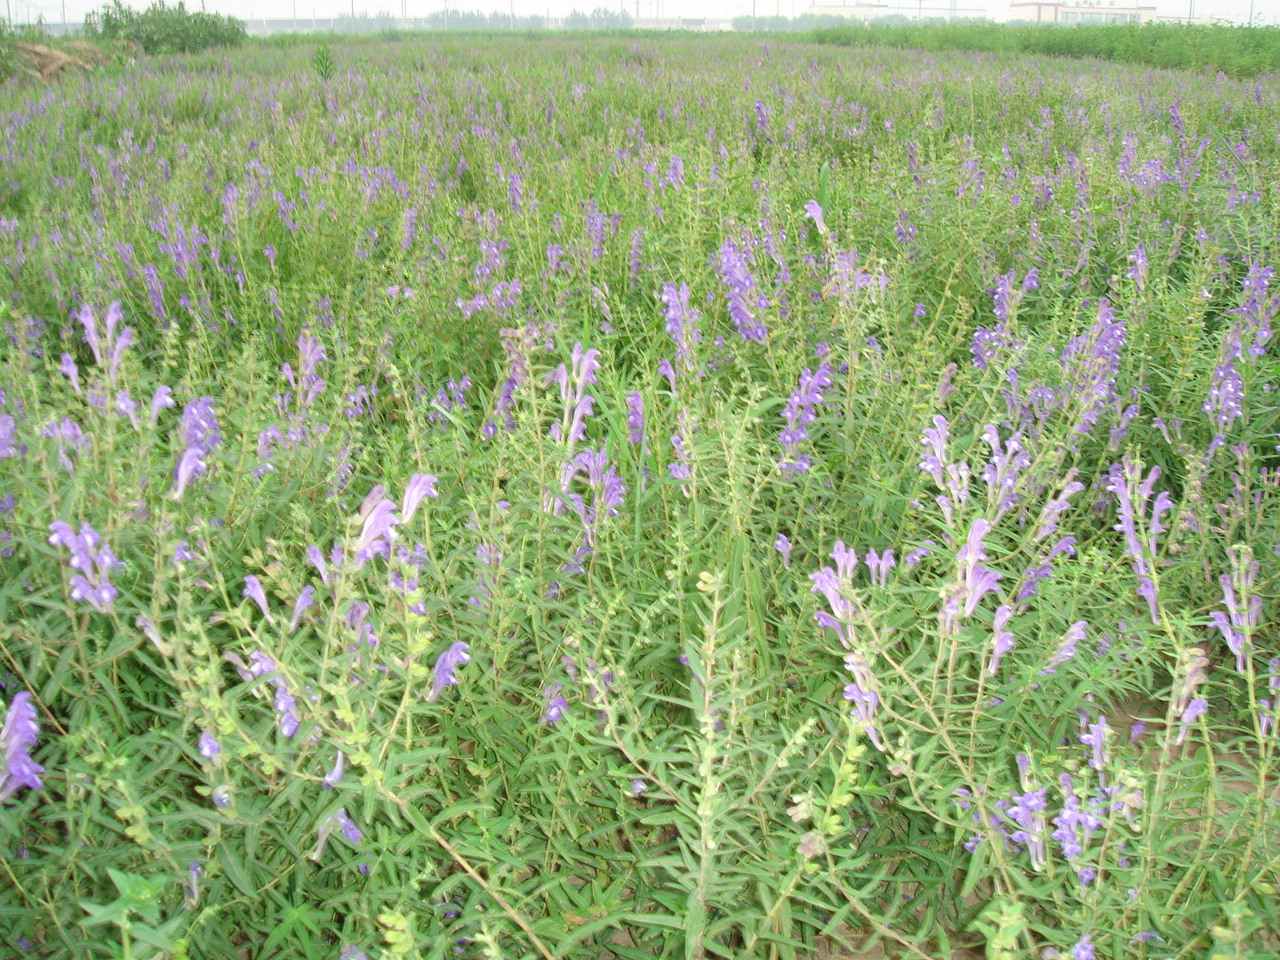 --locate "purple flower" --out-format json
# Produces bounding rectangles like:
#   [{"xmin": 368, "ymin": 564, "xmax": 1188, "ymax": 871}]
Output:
[
  {"xmin": 919, "ymin": 415, "xmax": 950, "ymax": 487},
  {"xmin": 803, "ymin": 199, "xmax": 826, "ymax": 235},
  {"xmin": 1, "ymin": 692, "xmax": 44, "ymax": 802},
  {"xmin": 198, "ymin": 731, "xmax": 221, "ymax": 764},
  {"xmin": 314, "ymin": 807, "xmax": 363, "ymax": 860},
  {"xmin": 774, "ymin": 533, "xmax": 792, "ymax": 568},
  {"xmin": 282, "ymin": 333, "xmax": 327, "ymax": 409},
  {"xmin": 173, "ymin": 447, "xmax": 206, "ymax": 500},
  {"xmin": 1060, "ymin": 300, "xmax": 1126, "ymax": 436},
  {"xmin": 402, "ymin": 474, "xmax": 439, "ymax": 526},
  {"xmin": 865, "ymin": 548, "xmax": 895, "ymax": 587},
  {"xmin": 1042, "ymin": 621, "xmax": 1086, "ymax": 674},
  {"xmin": 1079, "ymin": 716, "xmax": 1110, "ymax": 771},
  {"xmin": 49, "ymin": 520, "xmax": 120, "ymax": 613},
  {"xmin": 1212, "ymin": 549, "xmax": 1261, "ymax": 673},
  {"xmin": 42, "ymin": 416, "xmax": 88, "ymax": 473},
  {"xmin": 354, "ymin": 493, "xmax": 398, "ymax": 567},
  {"xmin": 428, "ymin": 642, "xmax": 471, "ymax": 702},
  {"xmin": 1260, "ymin": 658, "xmax": 1280, "ymax": 737},
  {"xmin": 77, "ymin": 302, "xmax": 130, "ymax": 382},
  {"xmin": 1071, "ymin": 934, "xmax": 1096, "ymax": 960},
  {"xmin": 1171, "ymin": 648, "xmax": 1209, "ymax": 745},
  {"xmin": 541, "ymin": 684, "xmax": 569, "ymax": 725},
  {"xmin": 626, "ymin": 391, "xmax": 645, "ymax": 445},
  {"xmin": 842, "ymin": 651, "xmax": 883, "ymax": 750},
  {"xmin": 987, "ymin": 605, "xmax": 1016, "ymax": 676},
  {"xmin": 630, "ymin": 778, "xmax": 648, "ymax": 796},
  {"xmin": 273, "ymin": 680, "xmax": 300, "ymax": 739},
  {"xmin": 1106, "ymin": 458, "xmax": 1167, "ymax": 622},
  {"xmin": 290, "ymin": 586, "xmax": 316, "ymax": 633},
  {"xmin": 242, "ymin": 576, "xmax": 272, "ymax": 621},
  {"xmin": 180, "ymin": 396, "xmax": 222, "ymax": 454},
  {"xmin": 60, "ymin": 353, "xmax": 81, "ymax": 395},
  {"xmin": 941, "ymin": 519, "xmax": 1002, "ymax": 635},
  {"xmin": 306, "ymin": 545, "xmax": 330, "ymax": 586},
  {"xmin": 1177, "ymin": 698, "xmax": 1207, "ymax": 744},
  {"xmin": 323, "ymin": 750, "xmax": 346, "ymax": 789},
  {"xmin": 186, "ymin": 861, "xmax": 201, "ymax": 906},
  {"xmin": 1004, "ymin": 785, "xmax": 1049, "ymax": 871}
]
